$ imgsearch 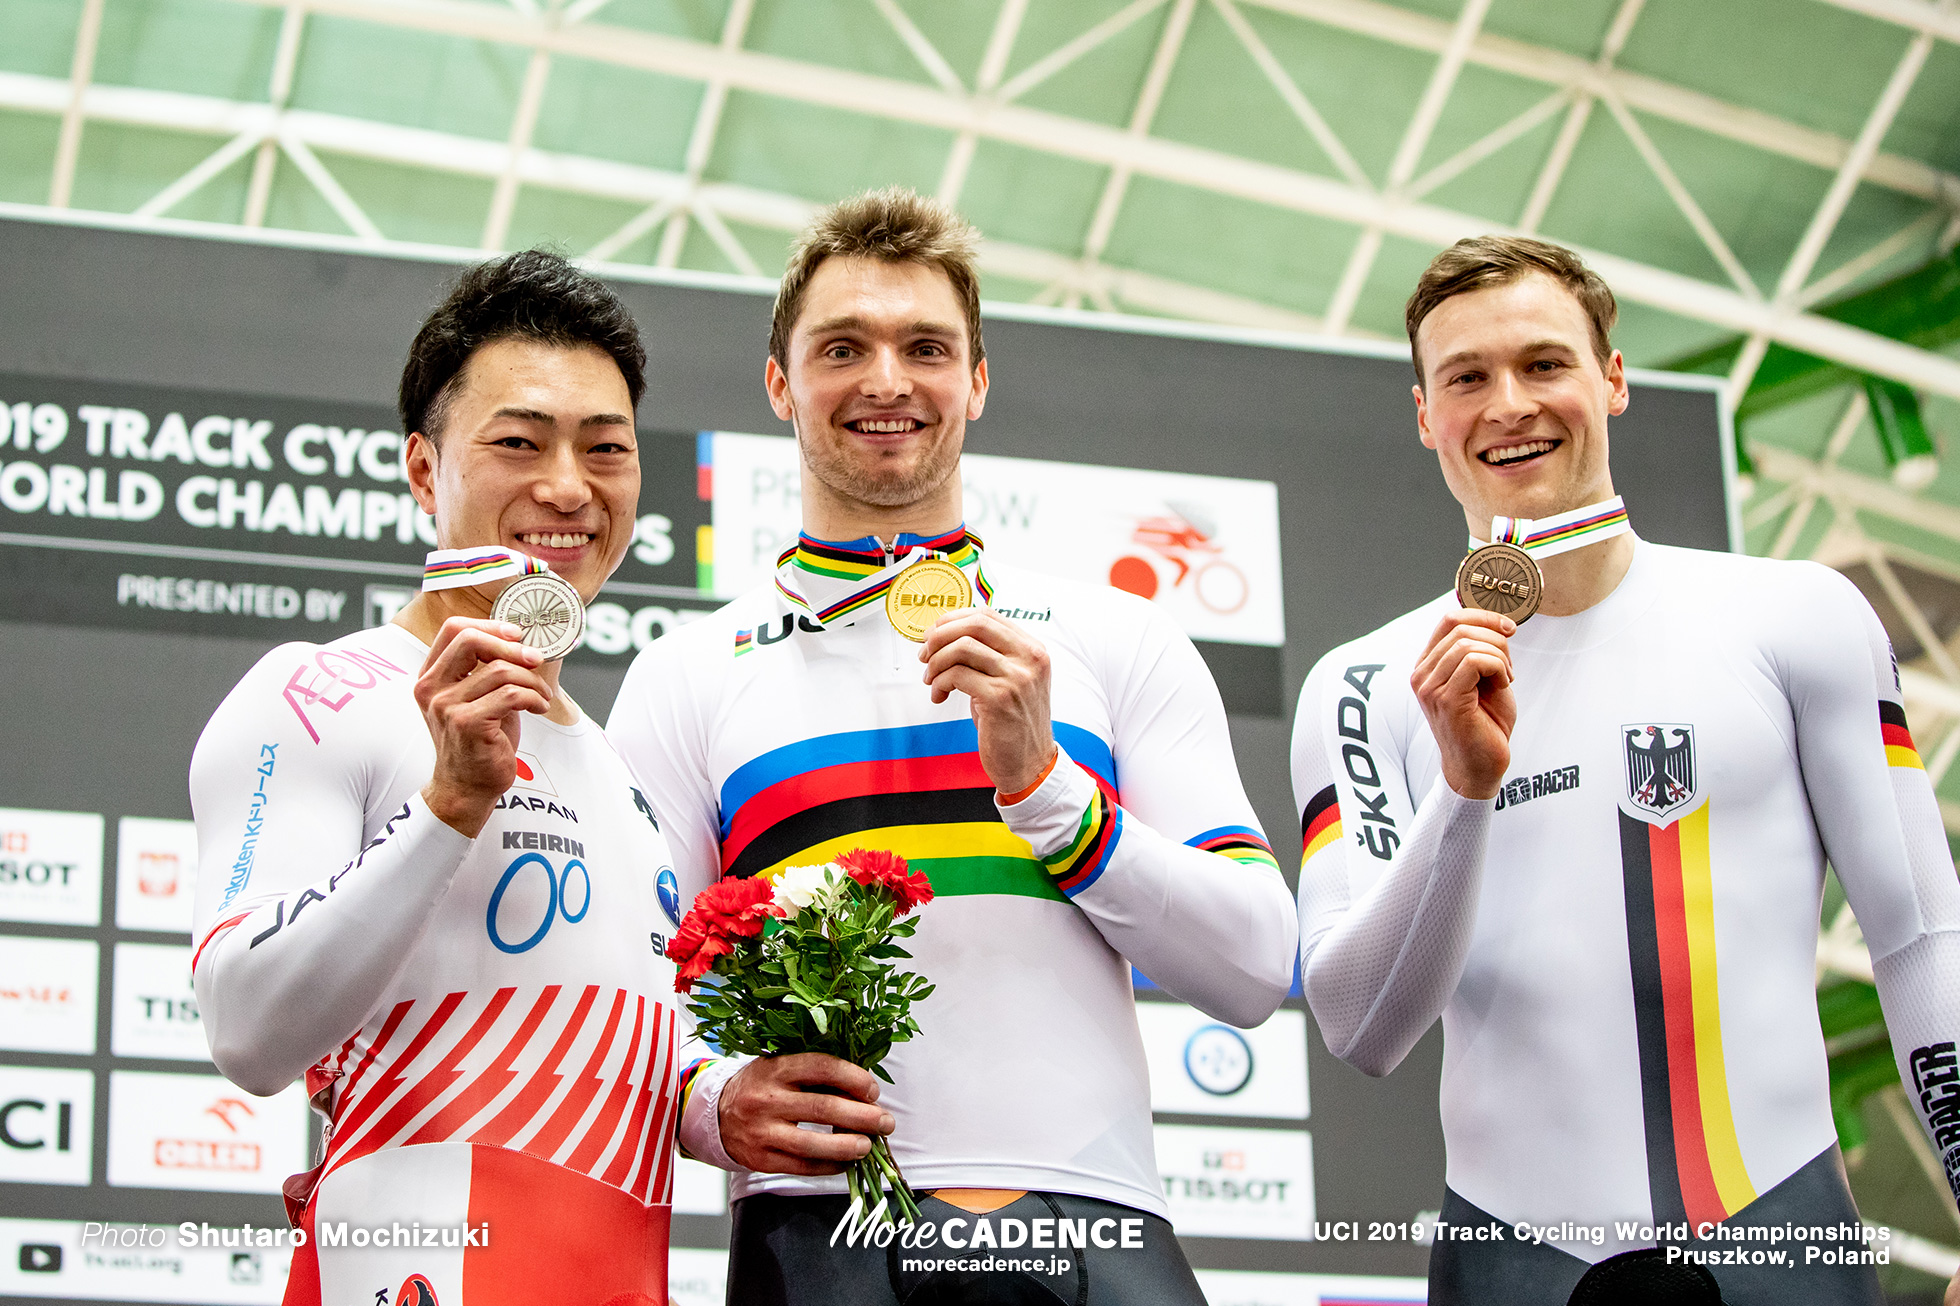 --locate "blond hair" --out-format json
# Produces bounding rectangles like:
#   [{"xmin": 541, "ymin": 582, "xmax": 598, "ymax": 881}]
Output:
[{"xmin": 770, "ymin": 187, "xmax": 984, "ymax": 367}]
